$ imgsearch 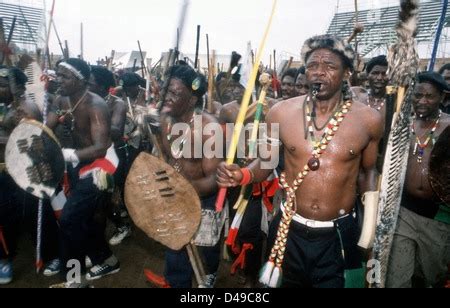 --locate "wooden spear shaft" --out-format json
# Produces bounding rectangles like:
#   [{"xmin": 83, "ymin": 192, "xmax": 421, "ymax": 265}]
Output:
[
  {"xmin": 194, "ymin": 25, "xmax": 201, "ymax": 70},
  {"xmin": 215, "ymin": 0, "xmax": 279, "ymax": 212},
  {"xmin": 226, "ymin": 74, "xmax": 271, "ymax": 246}
]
